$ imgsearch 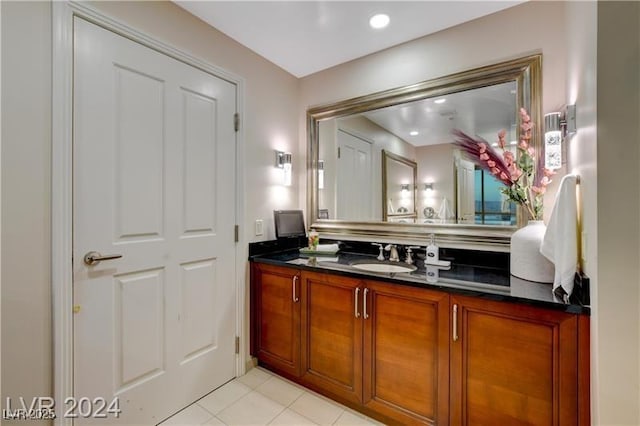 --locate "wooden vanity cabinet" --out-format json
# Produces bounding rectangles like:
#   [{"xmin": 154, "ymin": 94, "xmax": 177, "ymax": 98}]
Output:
[
  {"xmin": 250, "ymin": 263, "xmax": 302, "ymax": 378},
  {"xmin": 298, "ymin": 271, "xmax": 449, "ymax": 424},
  {"xmin": 299, "ymin": 271, "xmax": 364, "ymax": 405},
  {"xmin": 450, "ymin": 295, "xmax": 587, "ymax": 426},
  {"xmin": 362, "ymin": 280, "xmax": 450, "ymax": 425},
  {"xmin": 251, "ymin": 262, "xmax": 590, "ymax": 425}
]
